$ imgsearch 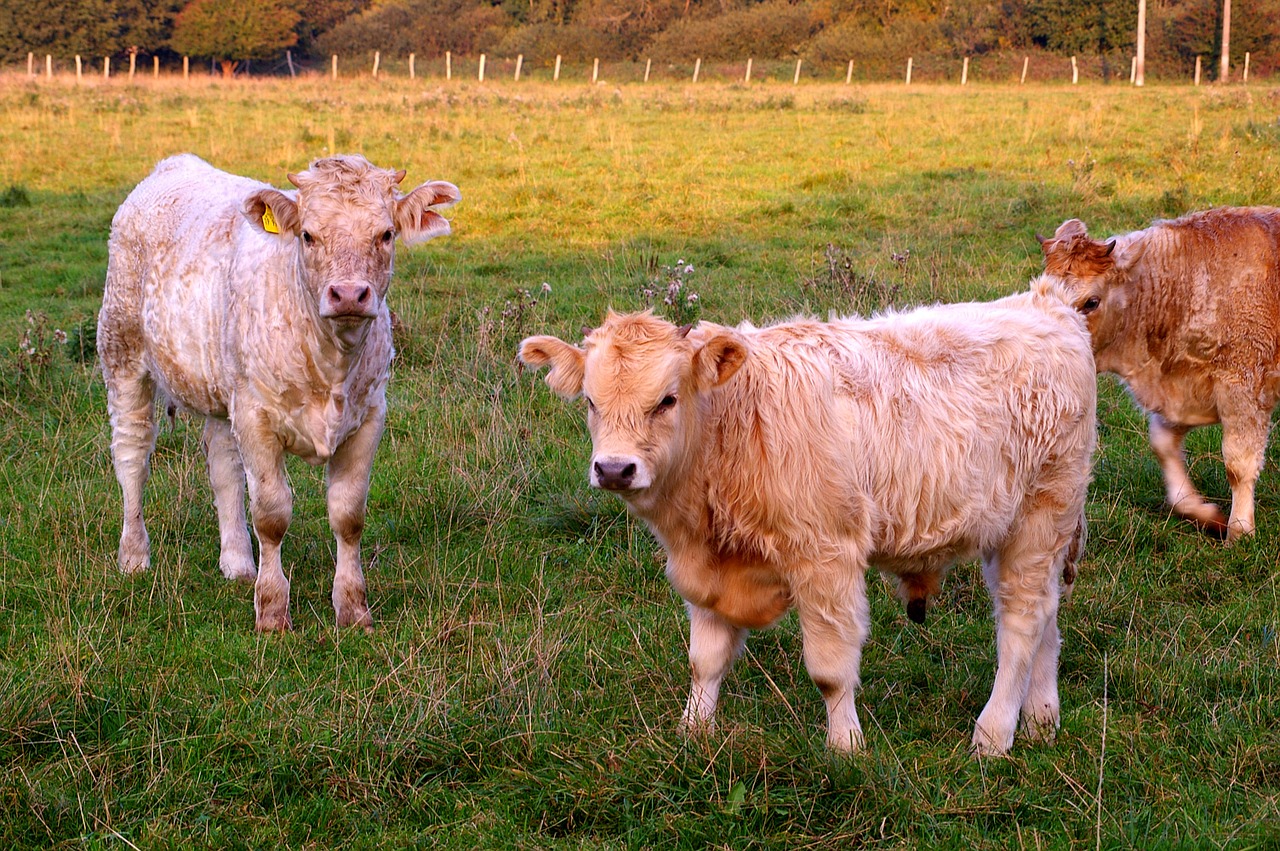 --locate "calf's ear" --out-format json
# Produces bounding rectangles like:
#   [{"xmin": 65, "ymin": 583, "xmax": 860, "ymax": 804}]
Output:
[
  {"xmin": 1053, "ymin": 218, "xmax": 1088, "ymax": 240},
  {"xmin": 693, "ymin": 331, "xmax": 748, "ymax": 390},
  {"xmin": 245, "ymin": 189, "xmax": 299, "ymax": 238},
  {"xmin": 396, "ymin": 180, "xmax": 461, "ymax": 245},
  {"xmin": 519, "ymin": 336, "xmax": 586, "ymax": 399}
]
